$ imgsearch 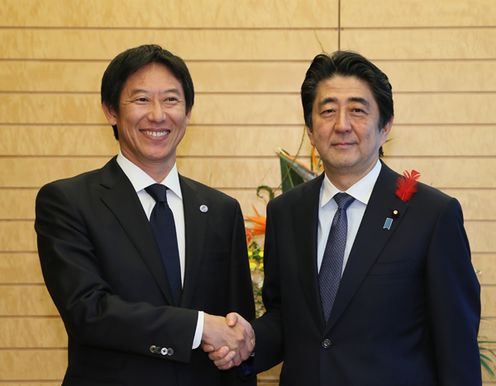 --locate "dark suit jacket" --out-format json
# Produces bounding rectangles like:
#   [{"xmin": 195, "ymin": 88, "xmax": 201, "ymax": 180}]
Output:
[
  {"xmin": 252, "ymin": 163, "xmax": 481, "ymax": 386},
  {"xmin": 35, "ymin": 157, "xmax": 256, "ymax": 386}
]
